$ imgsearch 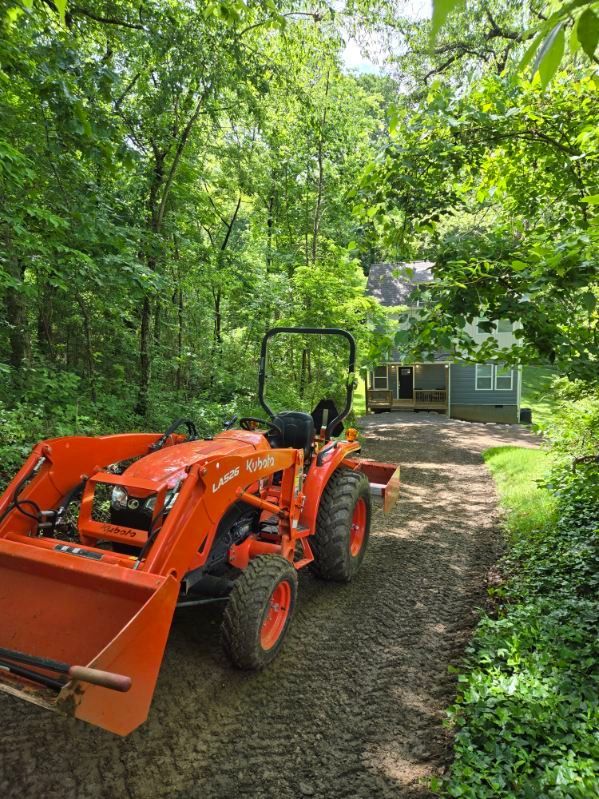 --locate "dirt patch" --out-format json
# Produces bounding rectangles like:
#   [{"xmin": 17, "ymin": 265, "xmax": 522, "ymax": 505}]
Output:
[{"xmin": 0, "ymin": 413, "xmax": 537, "ymax": 799}]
